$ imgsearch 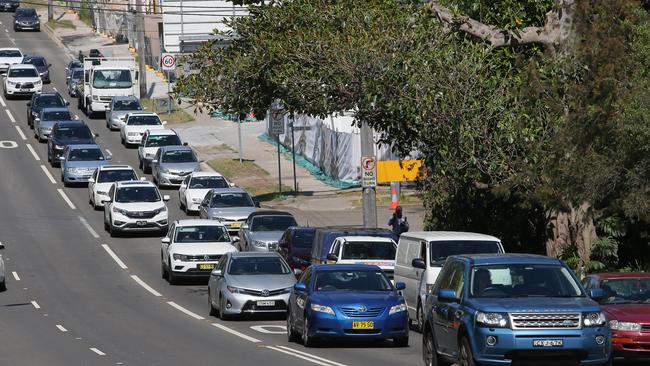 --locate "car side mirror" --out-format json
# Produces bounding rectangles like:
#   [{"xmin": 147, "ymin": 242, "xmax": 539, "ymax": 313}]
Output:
[
  {"xmin": 438, "ymin": 288, "xmax": 459, "ymax": 303},
  {"xmin": 101, "ymin": 198, "xmax": 112, "ymax": 204},
  {"xmin": 326, "ymin": 253, "xmax": 338, "ymax": 262},
  {"xmin": 87, "ymin": 177, "xmax": 95, "ymax": 183},
  {"xmin": 105, "ymin": 106, "xmax": 110, "ymax": 111},
  {"xmin": 162, "ymin": 195, "xmax": 170, "ymax": 201},
  {"xmin": 241, "ymin": 223, "xmax": 249, "ymax": 230},
  {"xmin": 105, "ymin": 155, "xmax": 112, "ymax": 160},
  {"xmin": 94, "ymin": 133, "xmax": 99, "ymax": 138},
  {"xmin": 26, "ymin": 102, "xmax": 31, "ymax": 106},
  {"xmin": 48, "ymin": 64, "xmax": 52, "ymax": 67},
  {"xmin": 151, "ymin": 159, "xmax": 158, "ymax": 164},
  {"xmin": 254, "ymin": 200, "xmax": 261, "ymax": 208},
  {"xmin": 293, "ymin": 282, "xmax": 306, "ymax": 291},
  {"xmin": 293, "ymin": 268, "xmax": 303, "ymax": 276},
  {"xmin": 58, "ymin": 156, "xmax": 65, "ymax": 161},
  {"xmin": 412, "ymin": 258, "xmax": 426, "ymax": 269},
  {"xmin": 161, "ymin": 237, "xmax": 170, "ymax": 244},
  {"xmin": 66, "ymin": 101, "xmax": 70, "ymax": 106},
  {"xmin": 38, "ymin": 14, "xmax": 41, "ymax": 17},
  {"xmin": 229, "ymin": 182, "xmax": 236, "ymax": 187},
  {"xmin": 279, "ymin": 241, "xmax": 288, "ymax": 249},
  {"xmin": 395, "ymin": 282, "xmax": 406, "ymax": 291},
  {"xmin": 211, "ymin": 269, "xmax": 222, "ymax": 277},
  {"xmin": 589, "ymin": 288, "xmax": 605, "ymax": 300},
  {"xmin": 231, "ymin": 237, "xmax": 240, "ymax": 243},
  {"xmin": 183, "ymin": 142, "xmax": 188, "ymax": 146},
  {"xmin": 140, "ymin": 177, "xmax": 147, "ymax": 181},
  {"xmin": 162, "ymin": 121, "xmax": 167, "ymax": 125}
]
